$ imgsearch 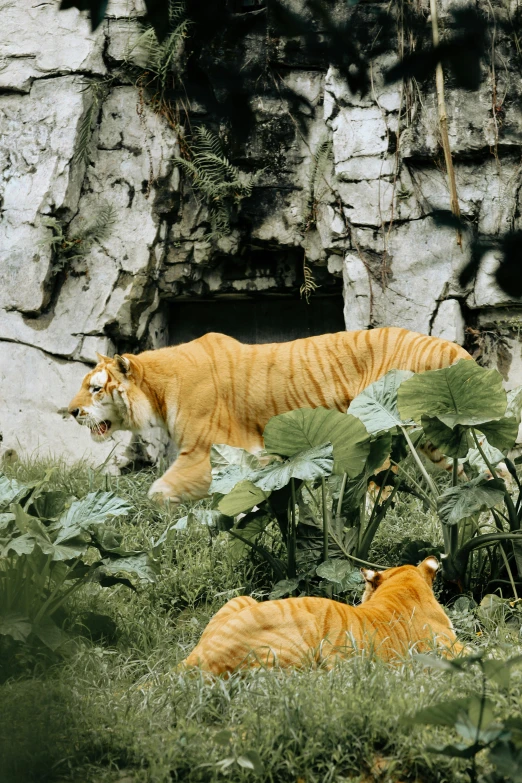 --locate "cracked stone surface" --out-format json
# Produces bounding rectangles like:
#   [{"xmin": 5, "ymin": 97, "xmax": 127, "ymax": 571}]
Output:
[{"xmin": 1, "ymin": 0, "xmax": 522, "ymax": 466}]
